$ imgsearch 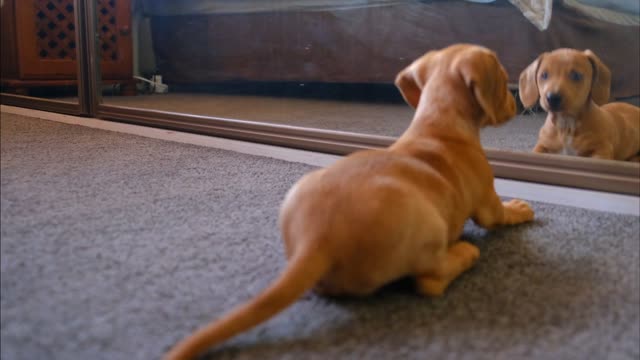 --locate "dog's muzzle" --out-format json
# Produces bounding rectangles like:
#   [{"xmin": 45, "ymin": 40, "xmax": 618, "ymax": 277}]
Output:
[{"xmin": 546, "ymin": 92, "xmax": 563, "ymax": 111}]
